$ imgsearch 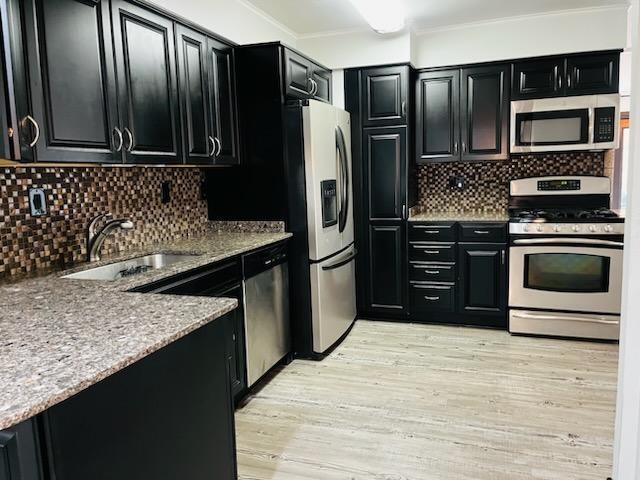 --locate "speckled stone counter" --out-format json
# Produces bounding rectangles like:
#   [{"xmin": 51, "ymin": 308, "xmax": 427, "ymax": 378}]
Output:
[
  {"xmin": 408, "ymin": 211, "xmax": 510, "ymax": 222},
  {"xmin": 0, "ymin": 231, "xmax": 291, "ymax": 430}
]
